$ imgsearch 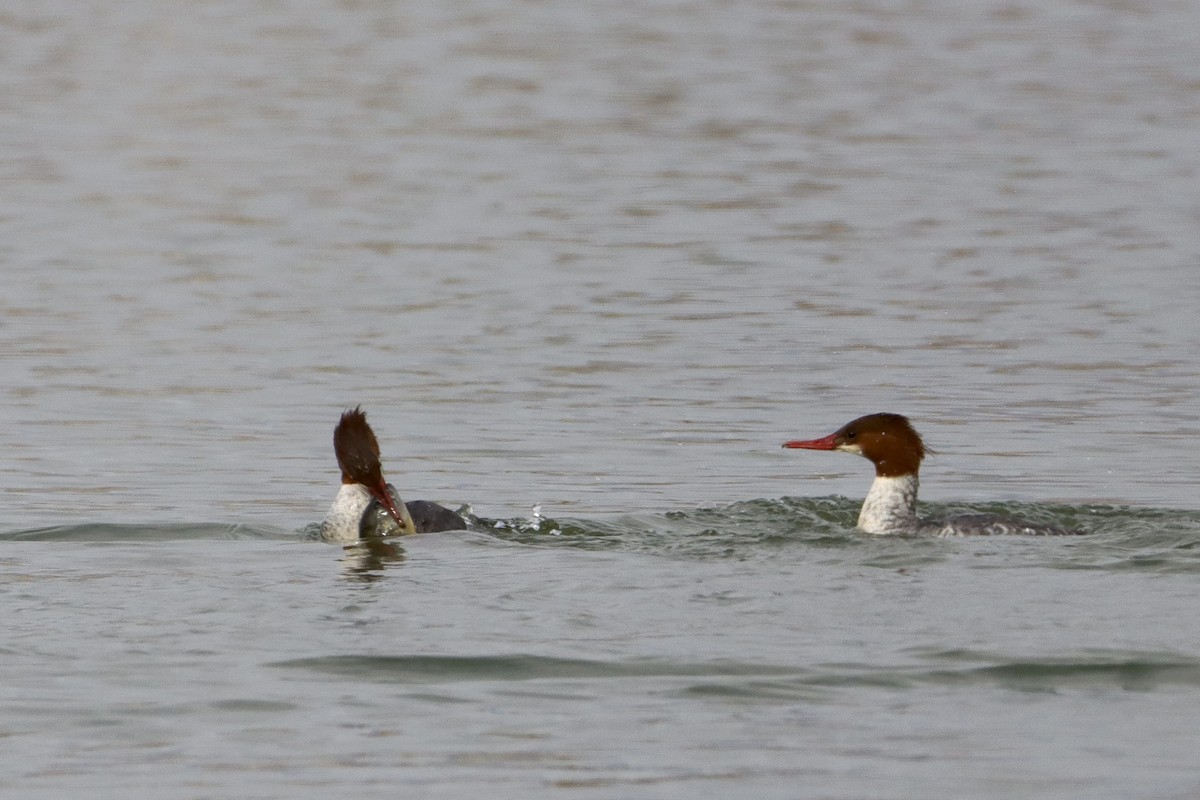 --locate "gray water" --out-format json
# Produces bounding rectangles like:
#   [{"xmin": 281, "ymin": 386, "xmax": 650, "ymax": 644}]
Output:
[{"xmin": 3, "ymin": 0, "xmax": 1200, "ymax": 797}]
